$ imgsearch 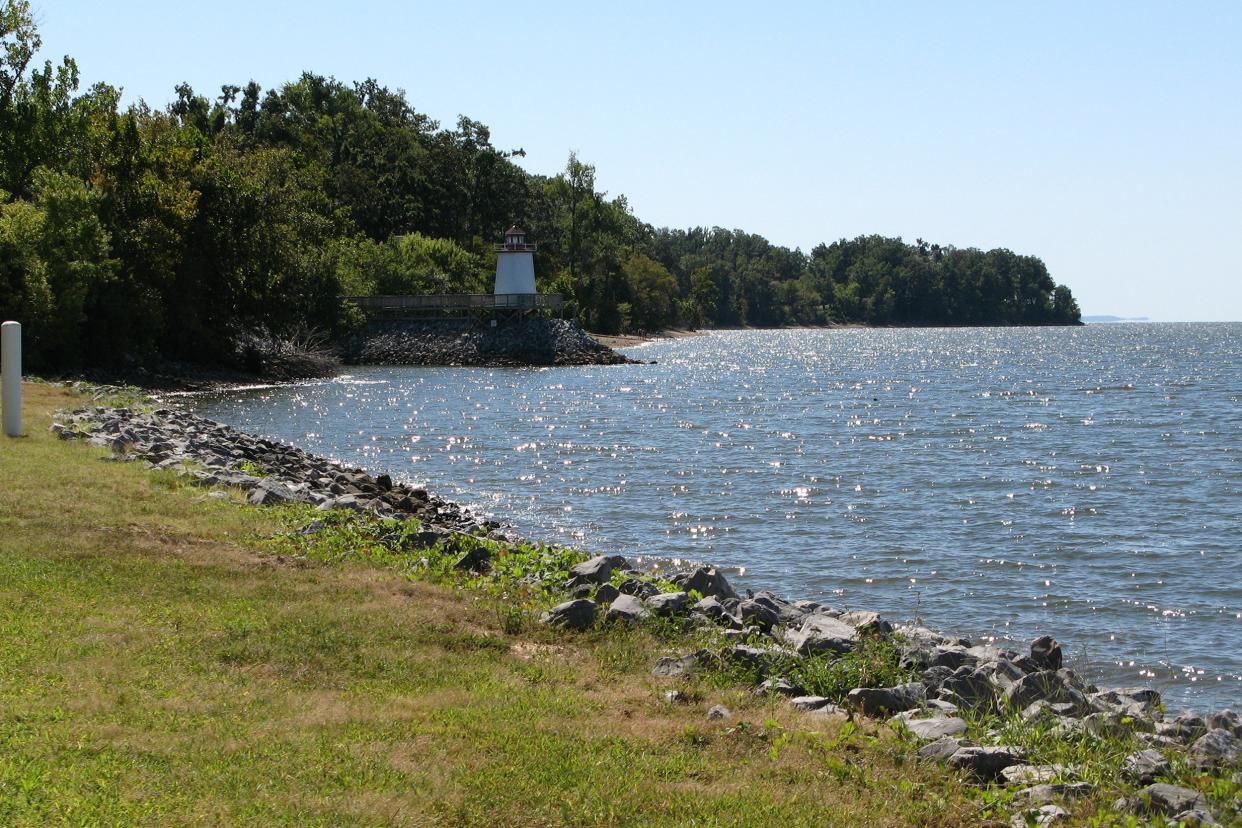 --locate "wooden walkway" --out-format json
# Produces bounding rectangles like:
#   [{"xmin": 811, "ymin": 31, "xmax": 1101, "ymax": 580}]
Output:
[{"xmin": 346, "ymin": 294, "xmax": 564, "ymax": 321}]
